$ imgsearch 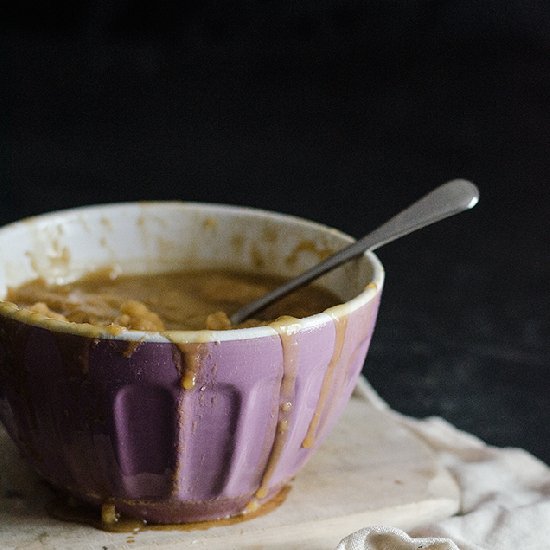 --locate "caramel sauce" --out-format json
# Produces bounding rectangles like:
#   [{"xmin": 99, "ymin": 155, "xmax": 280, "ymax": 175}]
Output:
[
  {"xmin": 249, "ymin": 319, "xmax": 299, "ymax": 508},
  {"xmin": 122, "ymin": 340, "xmax": 143, "ymax": 359},
  {"xmin": 301, "ymin": 315, "xmax": 347, "ymax": 449},
  {"xmin": 6, "ymin": 269, "xmax": 340, "ymax": 331},
  {"xmin": 176, "ymin": 343, "xmax": 205, "ymax": 390},
  {"xmin": 46, "ymin": 486, "xmax": 290, "ymax": 533}
]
